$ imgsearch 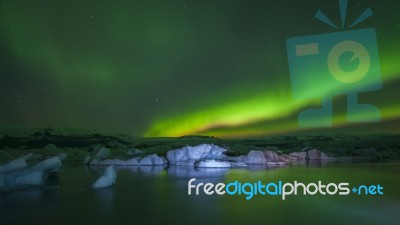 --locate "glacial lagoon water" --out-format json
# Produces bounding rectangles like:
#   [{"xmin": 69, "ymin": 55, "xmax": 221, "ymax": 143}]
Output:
[{"xmin": 1, "ymin": 162, "xmax": 399, "ymax": 225}]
